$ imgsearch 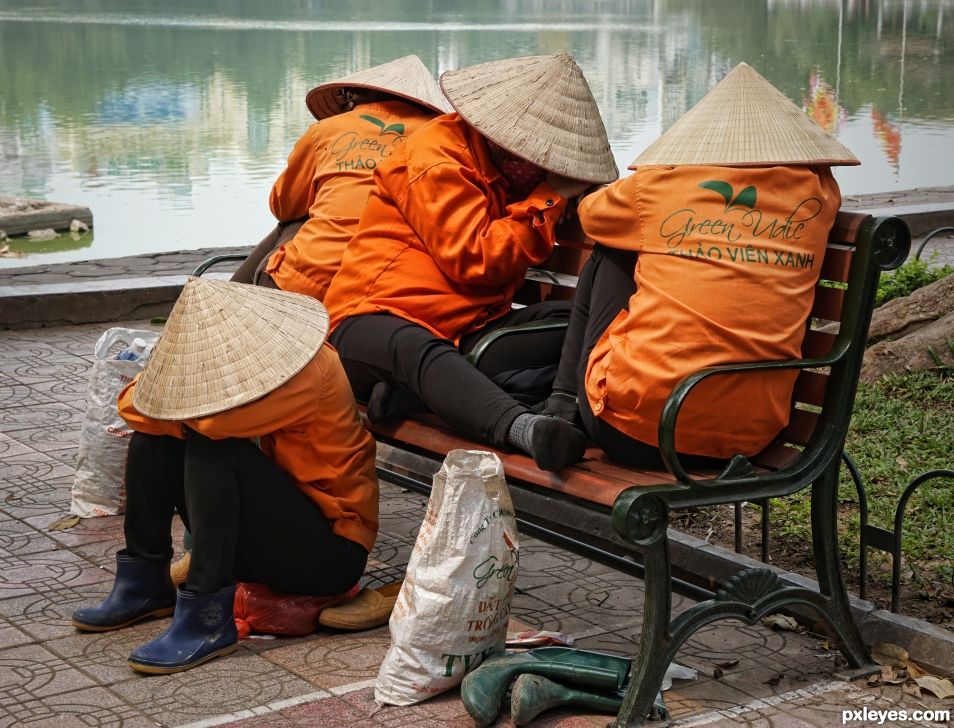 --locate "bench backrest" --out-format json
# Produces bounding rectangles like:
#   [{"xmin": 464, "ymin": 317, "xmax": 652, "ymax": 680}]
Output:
[{"xmin": 518, "ymin": 211, "xmax": 911, "ymax": 480}]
